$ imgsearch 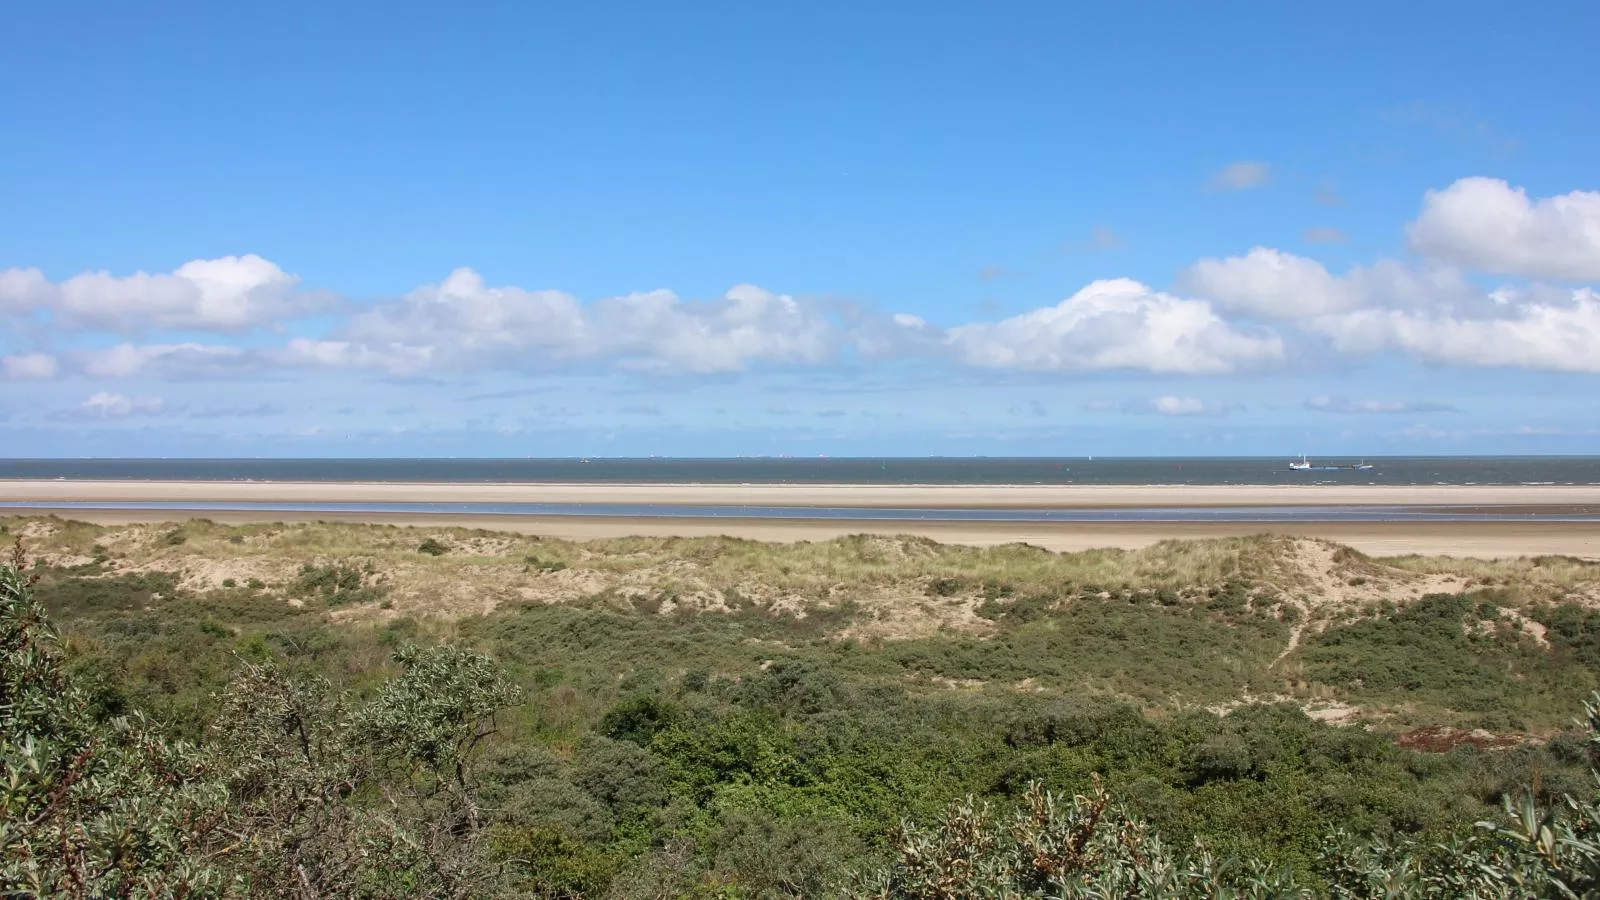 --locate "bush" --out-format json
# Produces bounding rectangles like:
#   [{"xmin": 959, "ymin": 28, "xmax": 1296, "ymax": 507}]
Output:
[
  {"xmin": 292, "ymin": 561, "xmax": 388, "ymax": 606},
  {"xmin": 524, "ymin": 554, "xmax": 567, "ymax": 572},
  {"xmin": 417, "ymin": 538, "xmax": 449, "ymax": 556}
]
